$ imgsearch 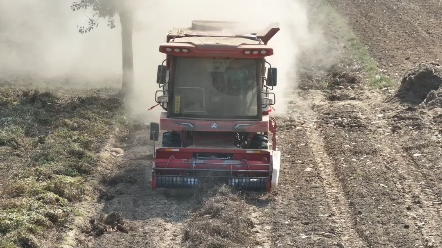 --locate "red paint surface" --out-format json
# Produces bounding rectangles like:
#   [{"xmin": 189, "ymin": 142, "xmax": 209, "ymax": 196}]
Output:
[
  {"xmin": 159, "ymin": 112, "xmax": 270, "ymax": 132},
  {"xmin": 153, "ymin": 148, "xmax": 271, "ymax": 177},
  {"xmin": 159, "ymin": 44, "xmax": 273, "ymax": 59}
]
